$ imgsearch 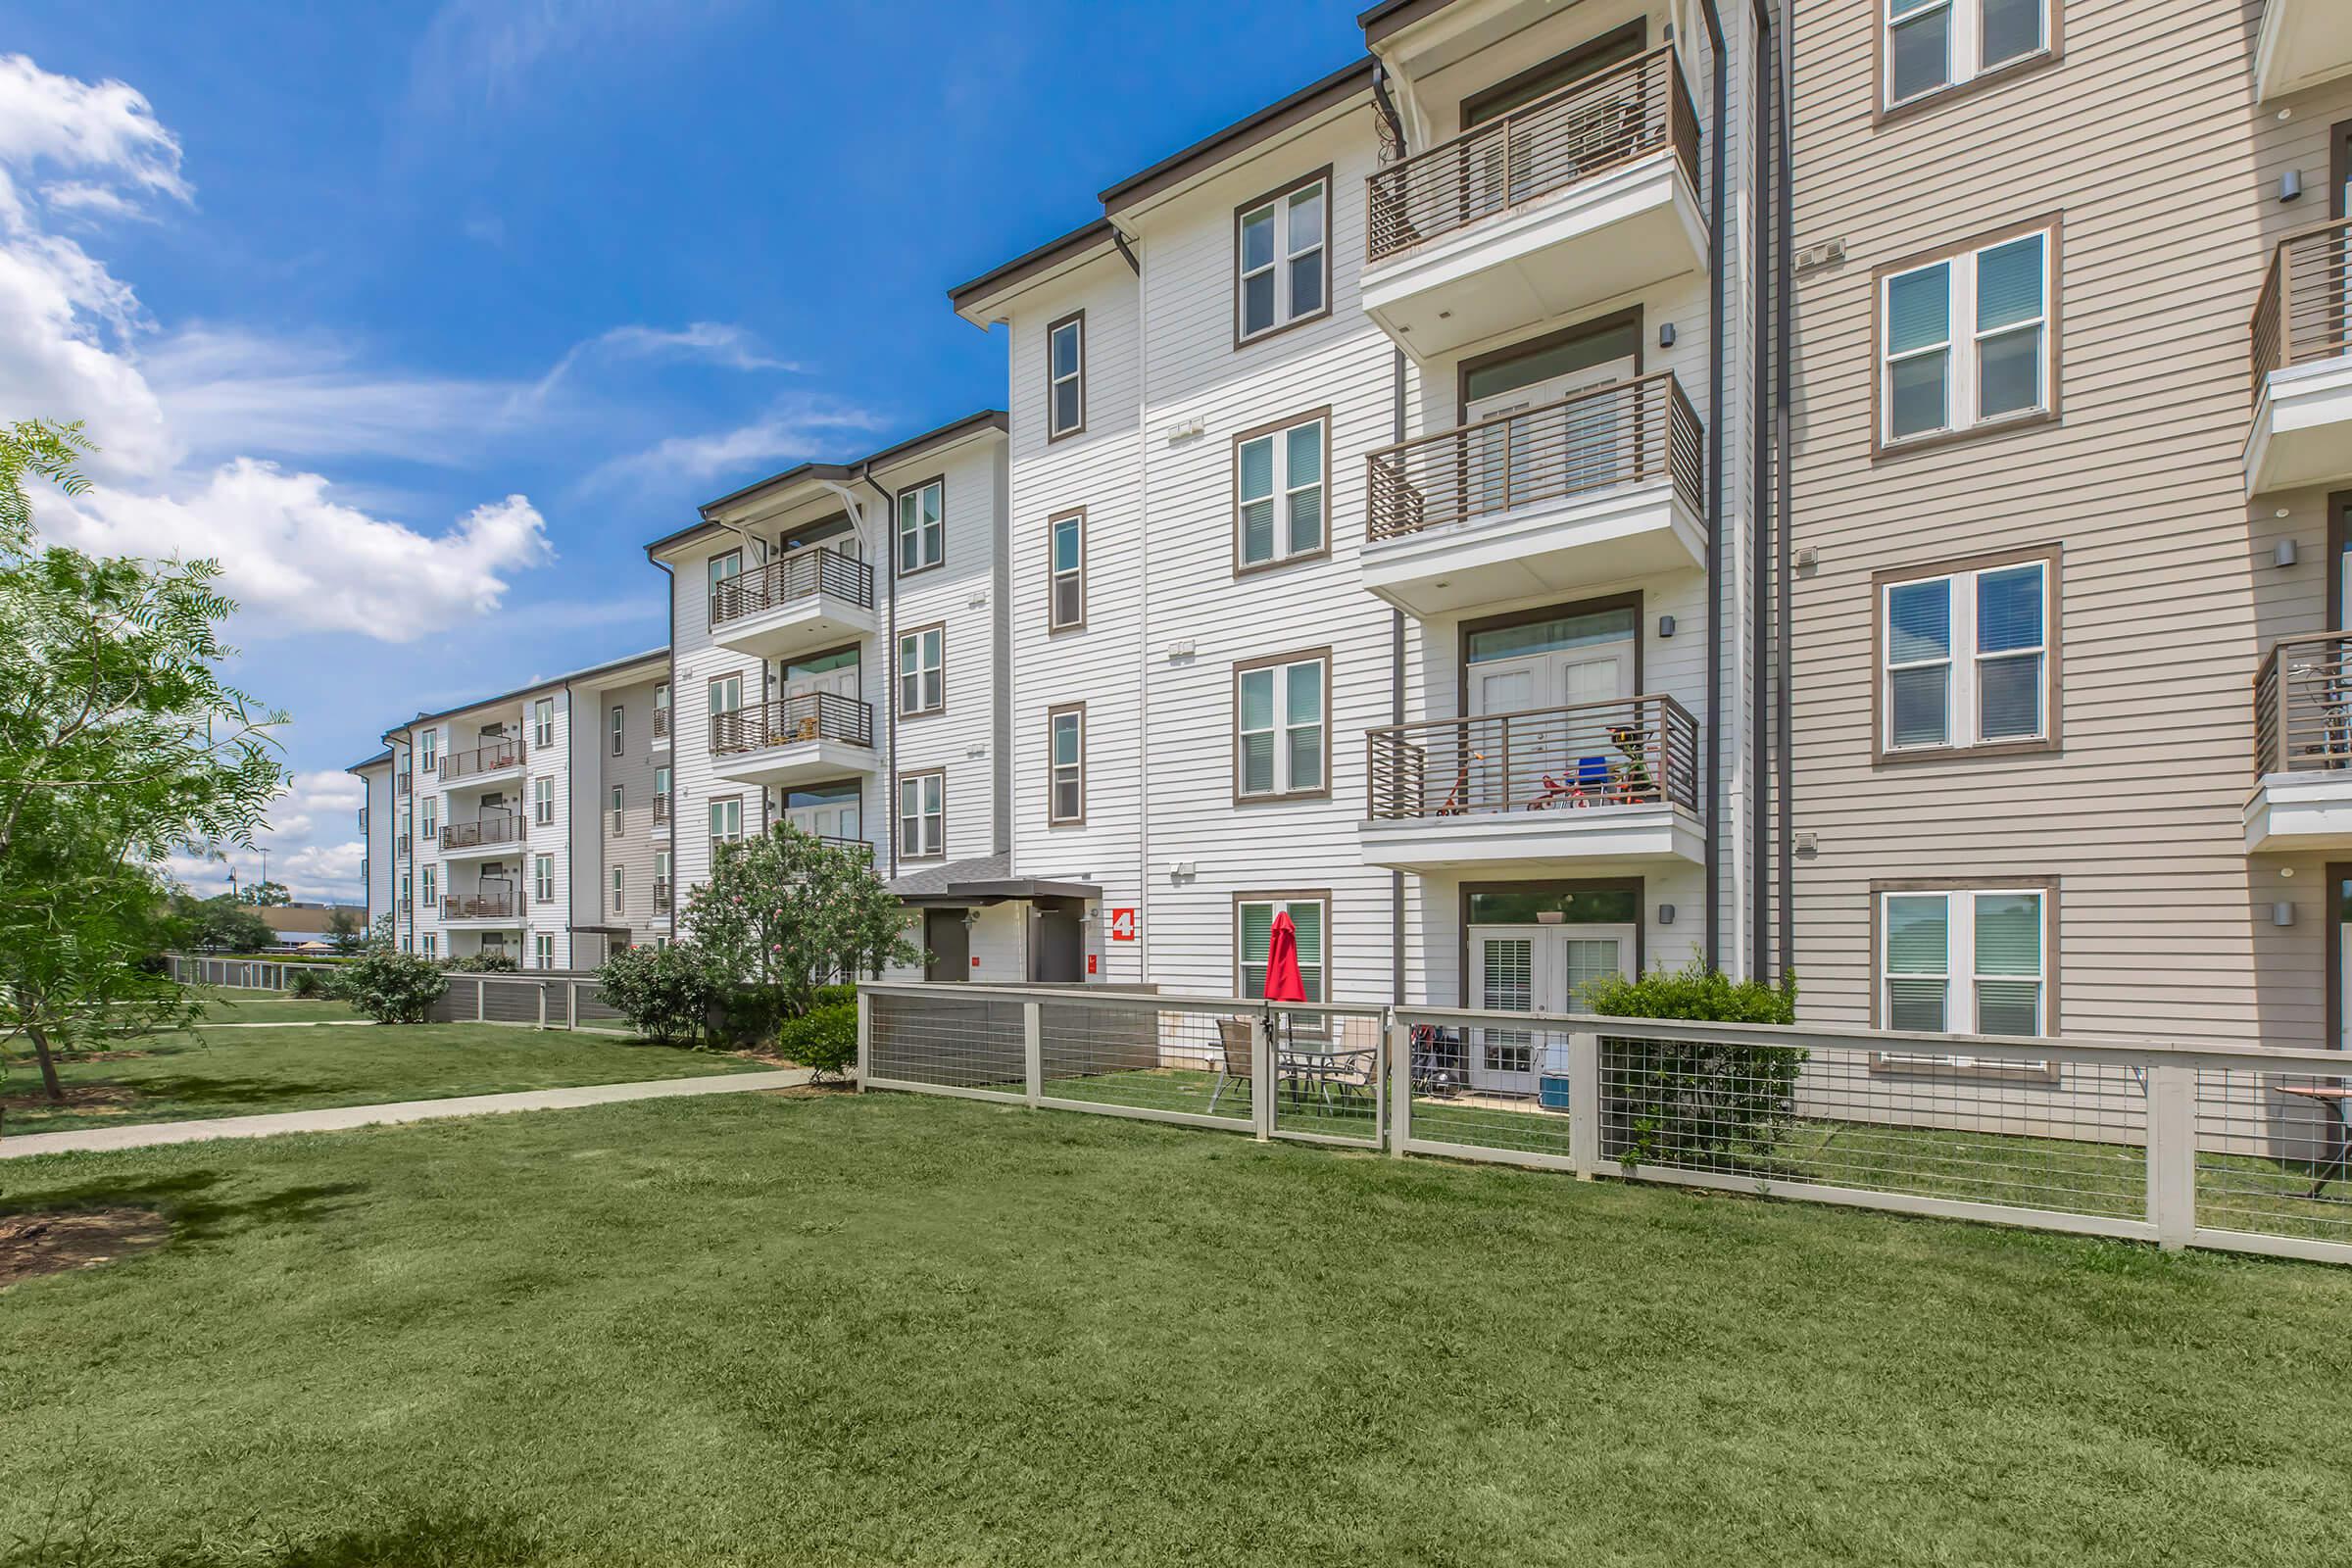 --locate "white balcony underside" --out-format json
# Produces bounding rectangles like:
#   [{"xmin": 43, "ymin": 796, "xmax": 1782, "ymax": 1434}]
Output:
[
  {"xmin": 1361, "ymin": 477, "xmax": 1704, "ymax": 617},
  {"xmin": 2255, "ymin": 0, "xmax": 2352, "ymax": 101},
  {"xmin": 1360, "ymin": 153, "xmax": 1707, "ymax": 362},
  {"xmin": 437, "ymin": 838, "xmax": 527, "ymax": 863},
  {"xmin": 710, "ymin": 739, "xmax": 879, "ymax": 790},
  {"xmin": 2246, "ymin": 360, "xmax": 2352, "ymax": 495},
  {"xmin": 1358, "ymin": 803, "xmax": 1703, "ymax": 873},
  {"xmin": 2244, "ymin": 771, "xmax": 2352, "ymax": 852},
  {"xmin": 710, "ymin": 596, "xmax": 876, "ymax": 662},
  {"xmin": 440, "ymin": 914, "xmax": 525, "ymax": 928}
]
